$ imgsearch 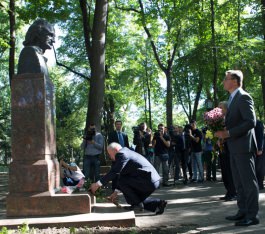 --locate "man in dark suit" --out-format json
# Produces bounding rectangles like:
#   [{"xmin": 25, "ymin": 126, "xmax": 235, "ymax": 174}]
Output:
[
  {"xmin": 108, "ymin": 120, "xmax": 129, "ymax": 148},
  {"xmin": 90, "ymin": 143, "xmax": 167, "ymax": 215},
  {"xmin": 215, "ymin": 70, "xmax": 259, "ymax": 226}
]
